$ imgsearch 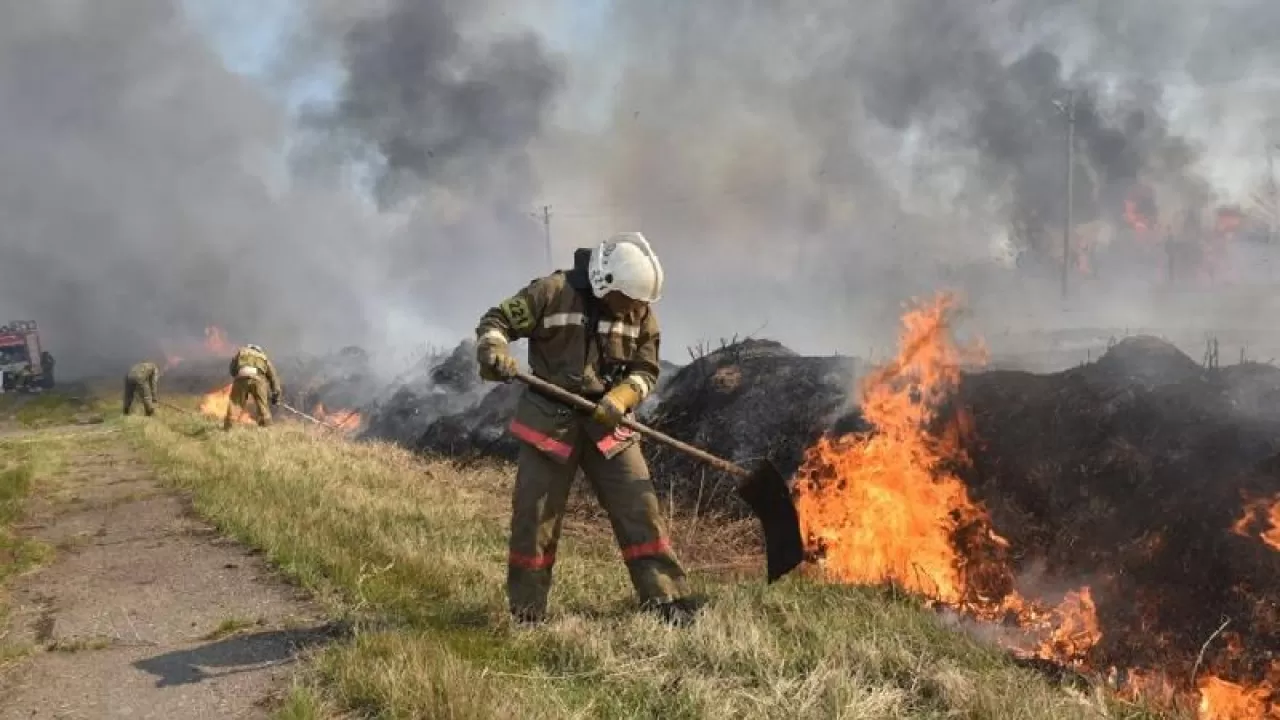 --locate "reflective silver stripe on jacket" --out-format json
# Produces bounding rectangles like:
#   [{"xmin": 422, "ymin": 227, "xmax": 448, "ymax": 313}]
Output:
[
  {"xmin": 597, "ymin": 320, "xmax": 641, "ymax": 339},
  {"xmin": 543, "ymin": 312, "xmax": 586, "ymax": 328}
]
